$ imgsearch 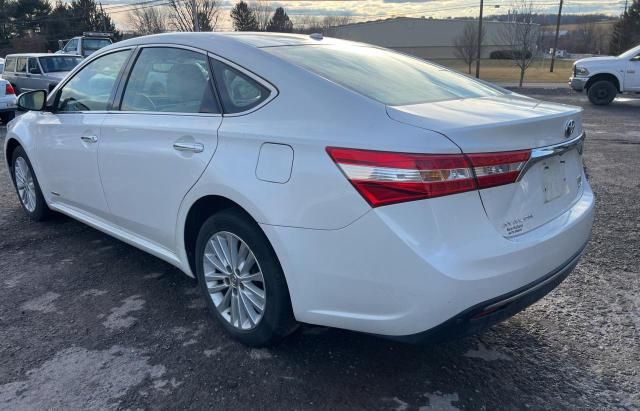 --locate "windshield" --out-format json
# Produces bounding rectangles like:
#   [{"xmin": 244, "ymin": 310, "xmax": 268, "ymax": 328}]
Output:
[
  {"xmin": 39, "ymin": 56, "xmax": 83, "ymax": 73},
  {"xmin": 84, "ymin": 38, "xmax": 112, "ymax": 52},
  {"xmin": 618, "ymin": 44, "xmax": 640, "ymax": 59},
  {"xmin": 266, "ymin": 44, "xmax": 504, "ymax": 106}
]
